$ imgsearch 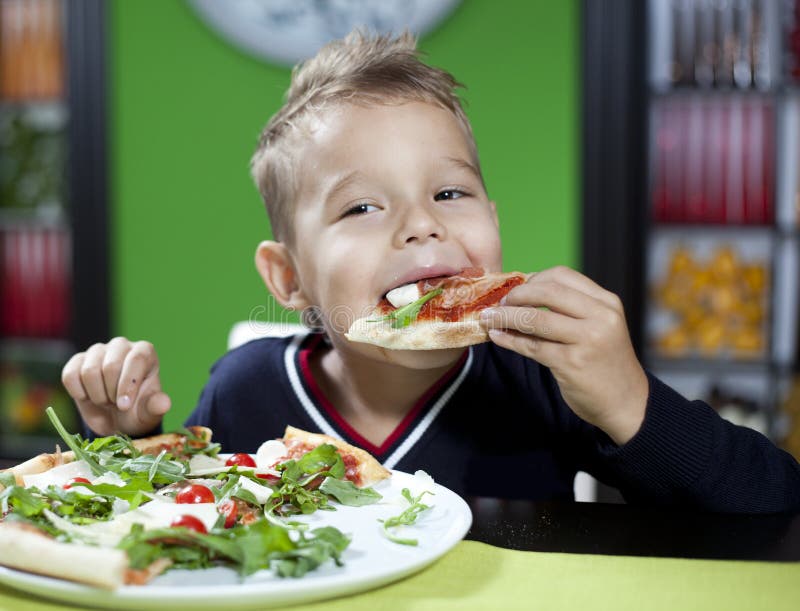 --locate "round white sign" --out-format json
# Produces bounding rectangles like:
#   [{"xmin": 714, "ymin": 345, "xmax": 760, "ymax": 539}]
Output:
[{"xmin": 188, "ymin": 0, "xmax": 463, "ymax": 67}]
